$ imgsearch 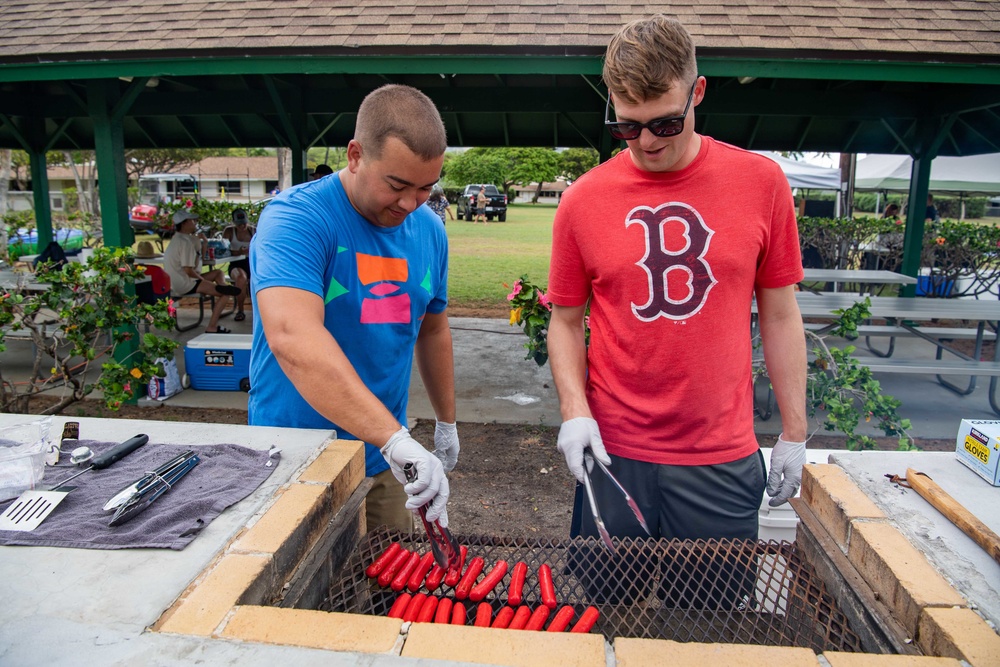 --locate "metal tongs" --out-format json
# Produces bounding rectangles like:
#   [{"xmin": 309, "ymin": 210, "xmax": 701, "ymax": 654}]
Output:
[
  {"xmin": 403, "ymin": 462, "xmax": 462, "ymax": 572},
  {"xmin": 582, "ymin": 448, "xmax": 651, "ymax": 552},
  {"xmin": 103, "ymin": 449, "xmax": 201, "ymax": 527}
]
